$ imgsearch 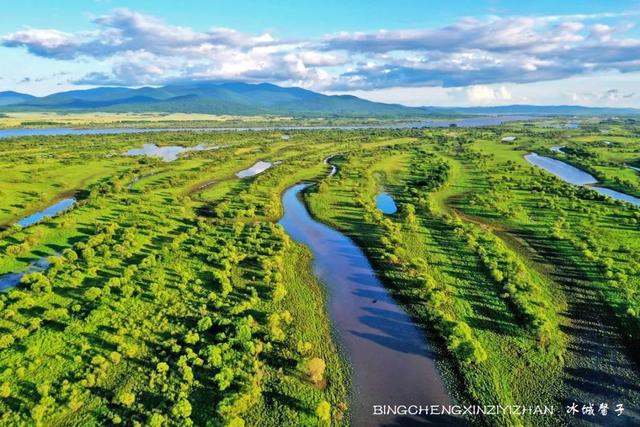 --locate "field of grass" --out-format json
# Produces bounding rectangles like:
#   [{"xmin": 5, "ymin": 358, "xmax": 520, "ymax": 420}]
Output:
[
  {"xmin": 0, "ymin": 112, "xmax": 412, "ymax": 130},
  {"xmin": 1, "ymin": 118, "xmax": 640, "ymax": 425}
]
